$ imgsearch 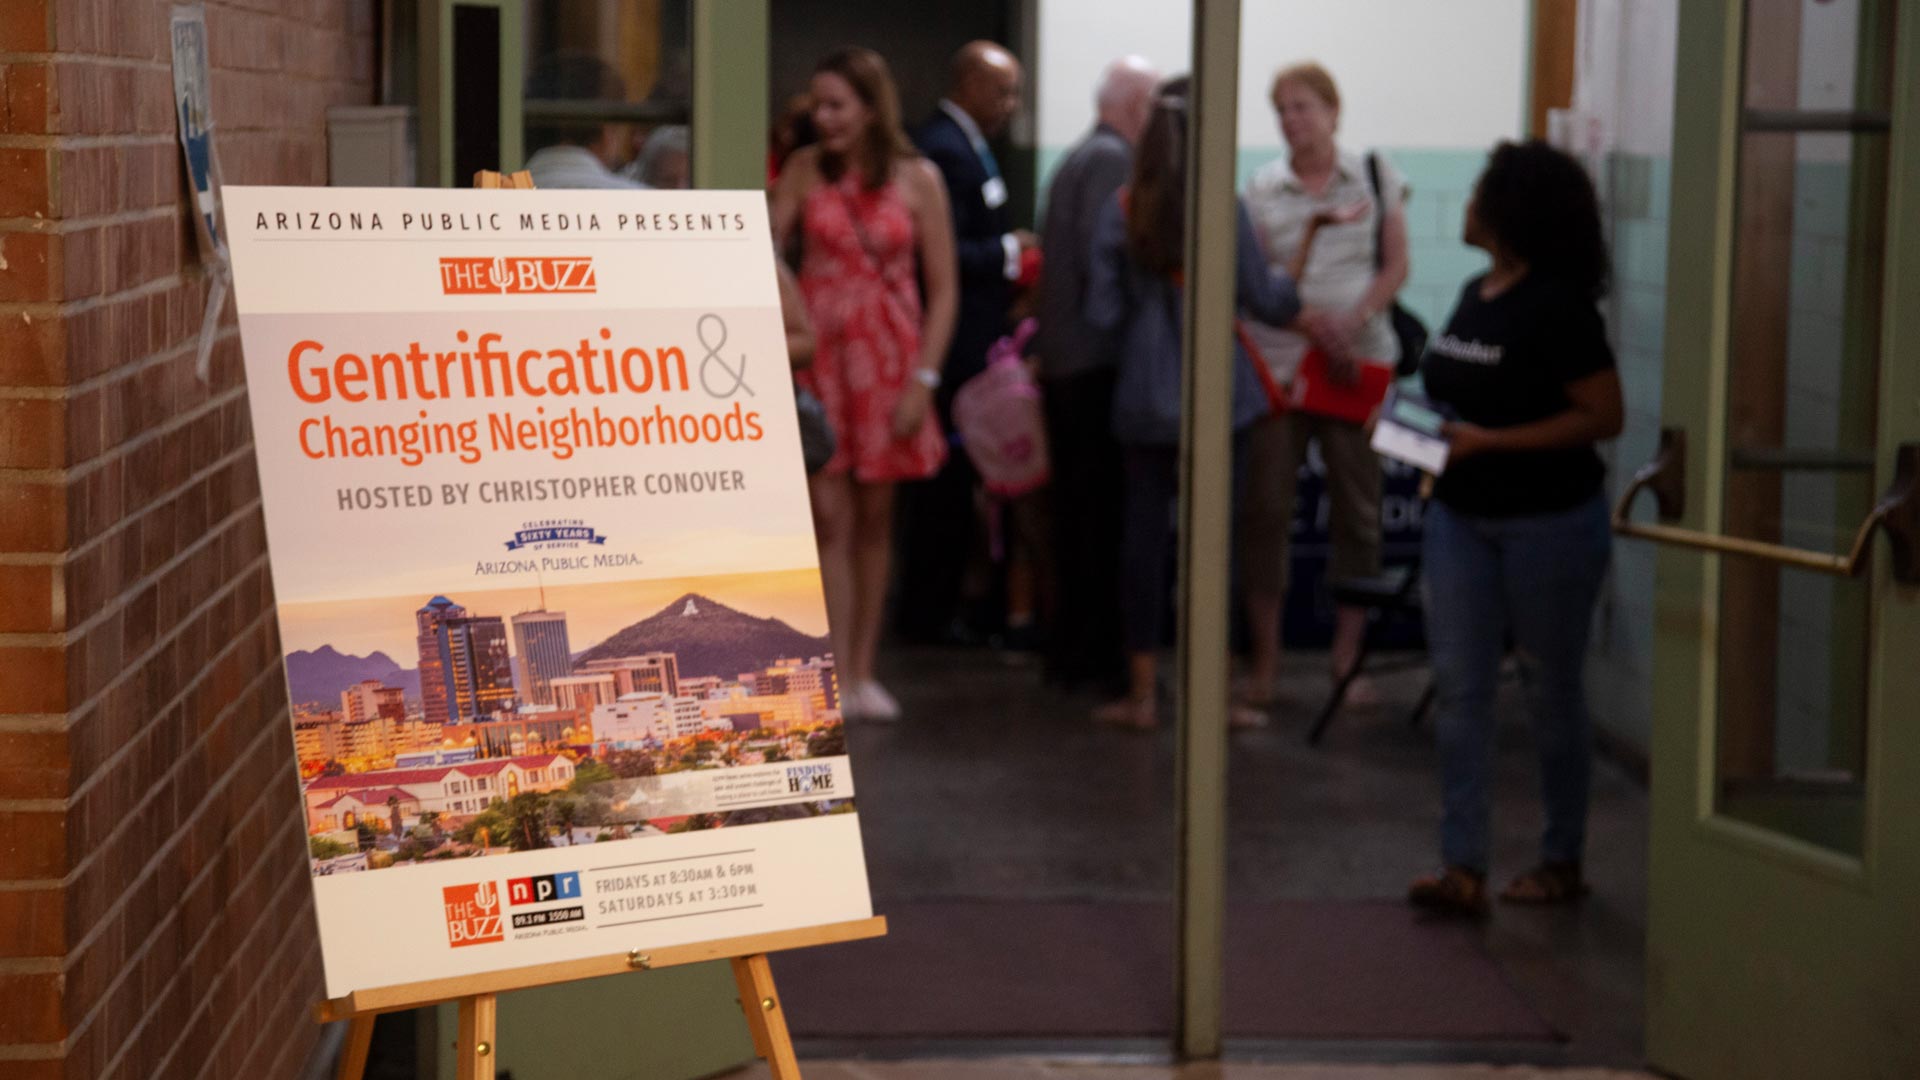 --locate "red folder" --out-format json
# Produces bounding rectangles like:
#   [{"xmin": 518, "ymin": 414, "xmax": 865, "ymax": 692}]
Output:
[
  {"xmin": 1235, "ymin": 324, "xmax": 1391, "ymax": 424},
  {"xmin": 1287, "ymin": 349, "xmax": 1392, "ymax": 424}
]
